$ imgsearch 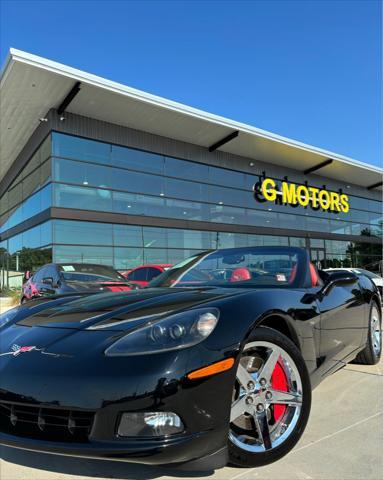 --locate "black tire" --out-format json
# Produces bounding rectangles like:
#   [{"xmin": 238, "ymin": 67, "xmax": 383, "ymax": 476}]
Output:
[
  {"xmin": 228, "ymin": 326, "xmax": 311, "ymax": 467},
  {"xmin": 353, "ymin": 301, "xmax": 382, "ymax": 365}
]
